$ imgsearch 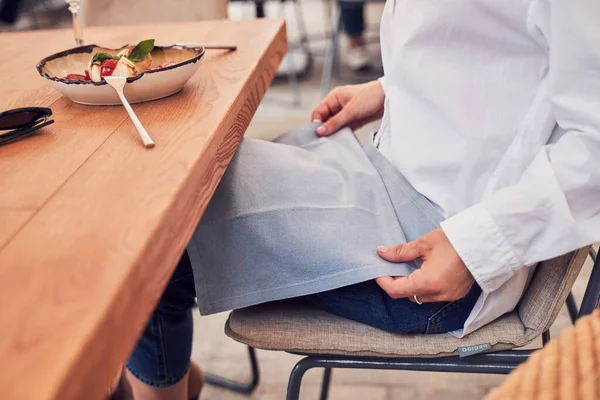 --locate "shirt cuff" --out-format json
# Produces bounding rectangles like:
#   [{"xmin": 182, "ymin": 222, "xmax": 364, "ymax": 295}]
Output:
[{"xmin": 440, "ymin": 203, "xmax": 522, "ymax": 293}]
